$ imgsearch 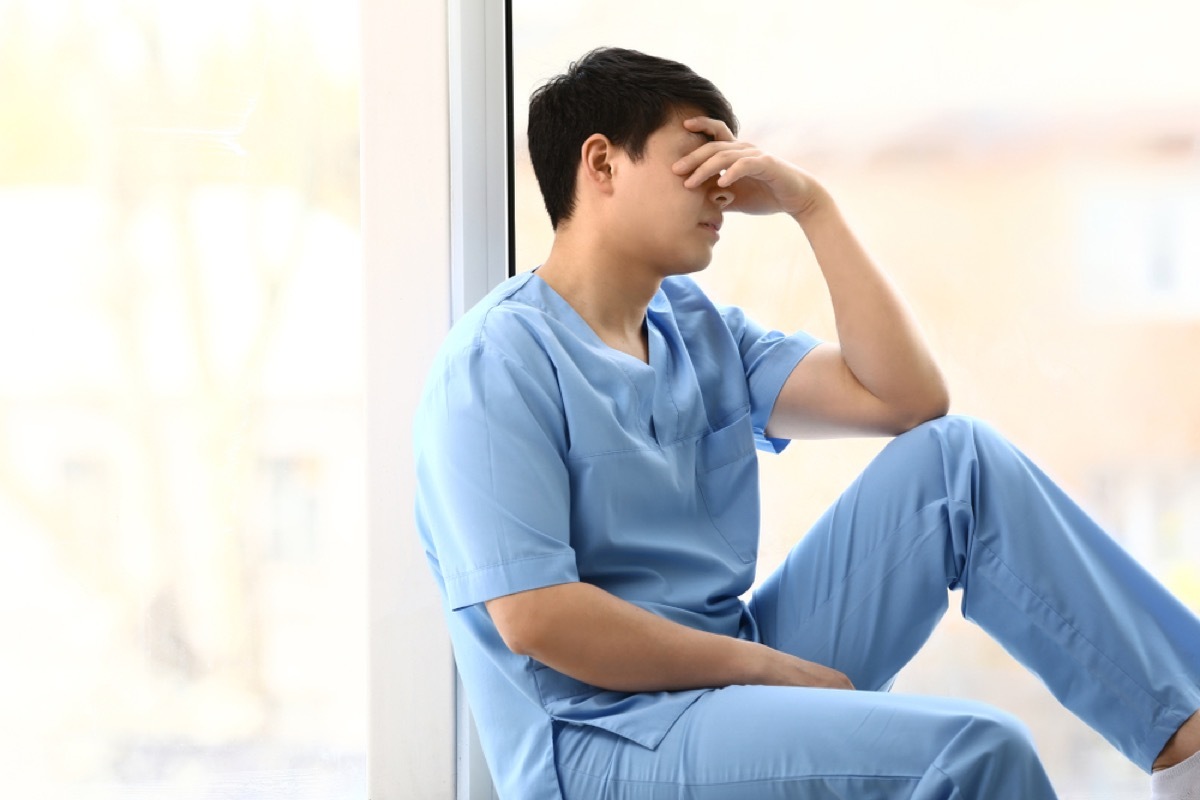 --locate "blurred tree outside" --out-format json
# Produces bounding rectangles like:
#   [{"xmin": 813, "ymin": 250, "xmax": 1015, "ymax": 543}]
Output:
[{"xmin": 0, "ymin": 1, "xmax": 365, "ymax": 796}]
